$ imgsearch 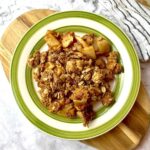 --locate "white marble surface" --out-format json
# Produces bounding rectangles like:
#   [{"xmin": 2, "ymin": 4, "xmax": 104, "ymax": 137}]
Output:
[{"xmin": 0, "ymin": 0, "xmax": 150, "ymax": 150}]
